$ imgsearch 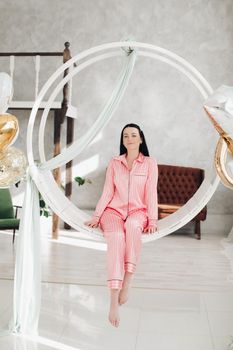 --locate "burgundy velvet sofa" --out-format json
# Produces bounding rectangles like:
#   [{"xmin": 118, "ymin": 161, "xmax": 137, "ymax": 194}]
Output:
[{"xmin": 157, "ymin": 164, "xmax": 207, "ymax": 239}]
